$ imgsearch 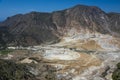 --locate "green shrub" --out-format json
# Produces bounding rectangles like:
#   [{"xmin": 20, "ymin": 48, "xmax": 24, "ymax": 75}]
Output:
[
  {"xmin": 0, "ymin": 49, "xmax": 13, "ymax": 55},
  {"xmin": 112, "ymin": 62, "xmax": 120, "ymax": 80},
  {"xmin": 0, "ymin": 59, "xmax": 35, "ymax": 80}
]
